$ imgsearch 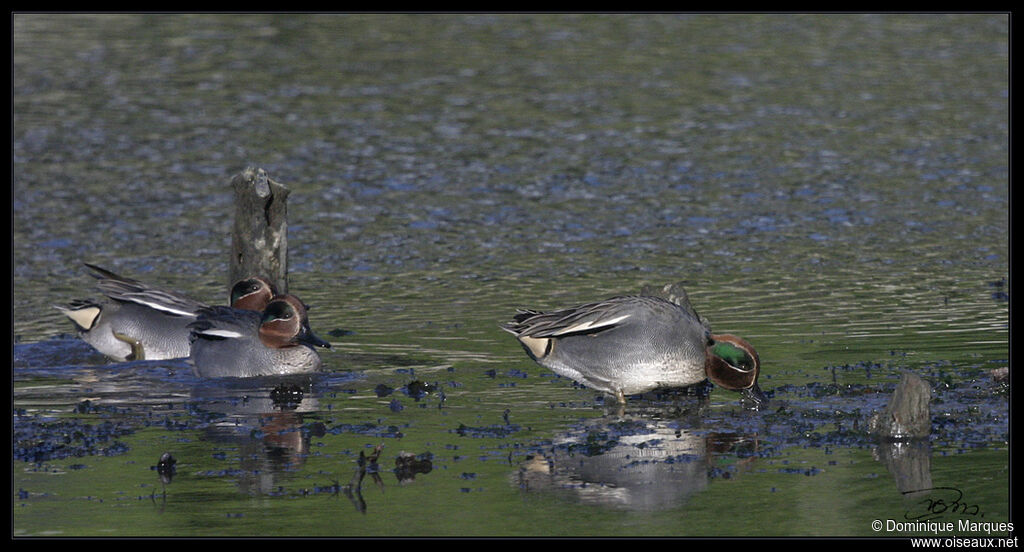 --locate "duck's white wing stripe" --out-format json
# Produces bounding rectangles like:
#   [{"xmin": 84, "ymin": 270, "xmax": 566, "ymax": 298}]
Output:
[
  {"xmin": 96, "ymin": 280, "xmax": 205, "ymax": 317},
  {"xmin": 195, "ymin": 328, "xmax": 246, "ymax": 339},
  {"xmin": 550, "ymin": 313, "xmax": 631, "ymax": 336},
  {"xmin": 129, "ymin": 297, "xmax": 198, "ymax": 317}
]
